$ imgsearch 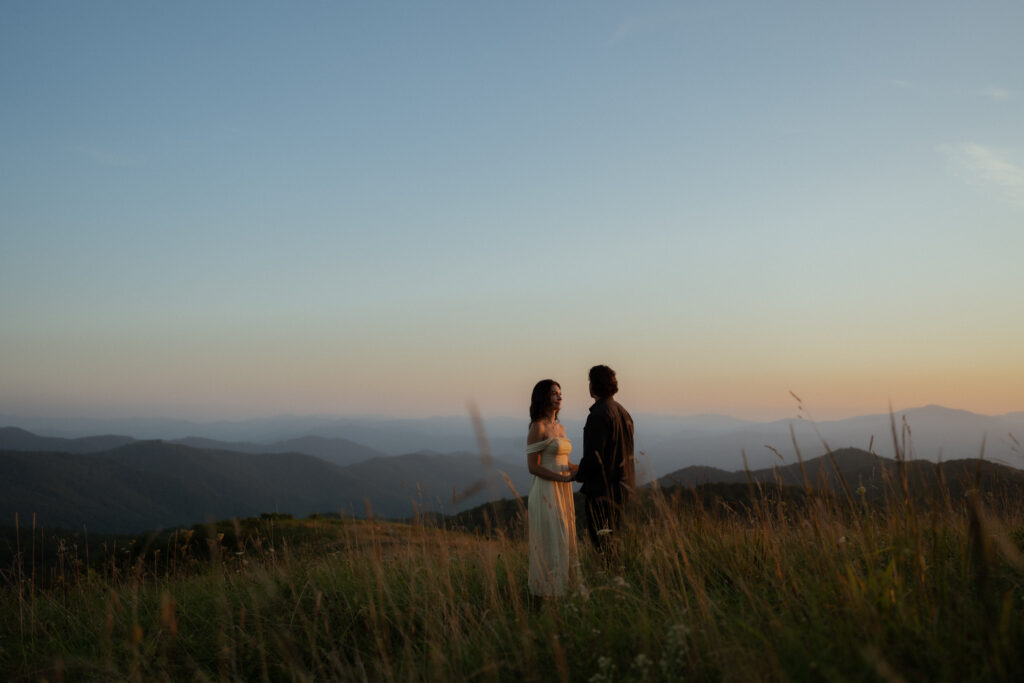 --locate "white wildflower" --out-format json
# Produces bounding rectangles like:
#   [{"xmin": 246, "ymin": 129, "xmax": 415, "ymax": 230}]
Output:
[
  {"xmin": 589, "ymin": 656, "xmax": 617, "ymax": 683},
  {"xmin": 660, "ymin": 623, "xmax": 690, "ymax": 679},
  {"xmin": 630, "ymin": 653, "xmax": 653, "ymax": 681}
]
